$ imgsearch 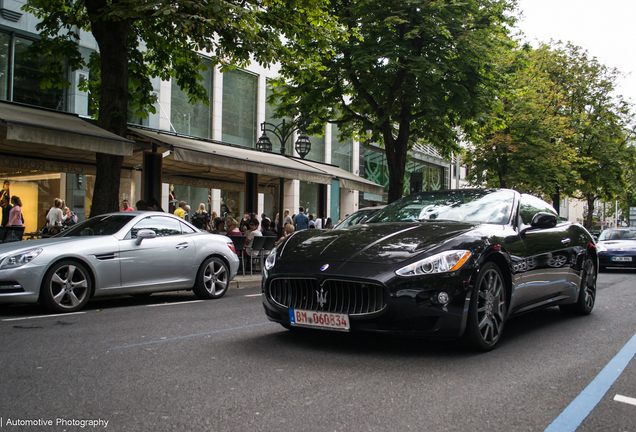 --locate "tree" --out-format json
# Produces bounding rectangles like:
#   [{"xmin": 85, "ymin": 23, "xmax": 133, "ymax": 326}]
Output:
[
  {"xmin": 23, "ymin": 0, "xmax": 341, "ymax": 216},
  {"xmin": 270, "ymin": 0, "xmax": 516, "ymax": 203}
]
